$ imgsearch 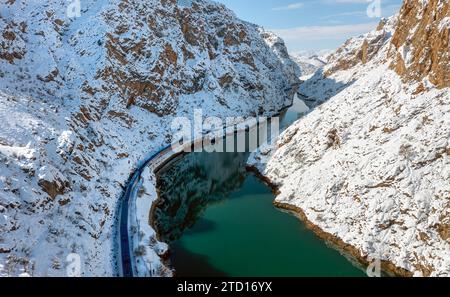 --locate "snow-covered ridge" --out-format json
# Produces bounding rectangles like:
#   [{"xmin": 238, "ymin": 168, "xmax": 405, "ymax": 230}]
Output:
[
  {"xmin": 250, "ymin": 0, "xmax": 449, "ymax": 276},
  {"xmin": 0, "ymin": 0, "xmax": 299, "ymax": 276},
  {"xmin": 389, "ymin": 0, "xmax": 449, "ymax": 89},
  {"xmin": 289, "ymin": 50, "xmax": 331, "ymax": 79}
]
